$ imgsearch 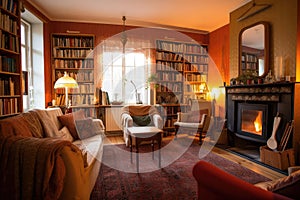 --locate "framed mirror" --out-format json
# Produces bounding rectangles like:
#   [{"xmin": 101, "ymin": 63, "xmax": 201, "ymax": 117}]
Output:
[{"xmin": 239, "ymin": 21, "xmax": 269, "ymax": 78}]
